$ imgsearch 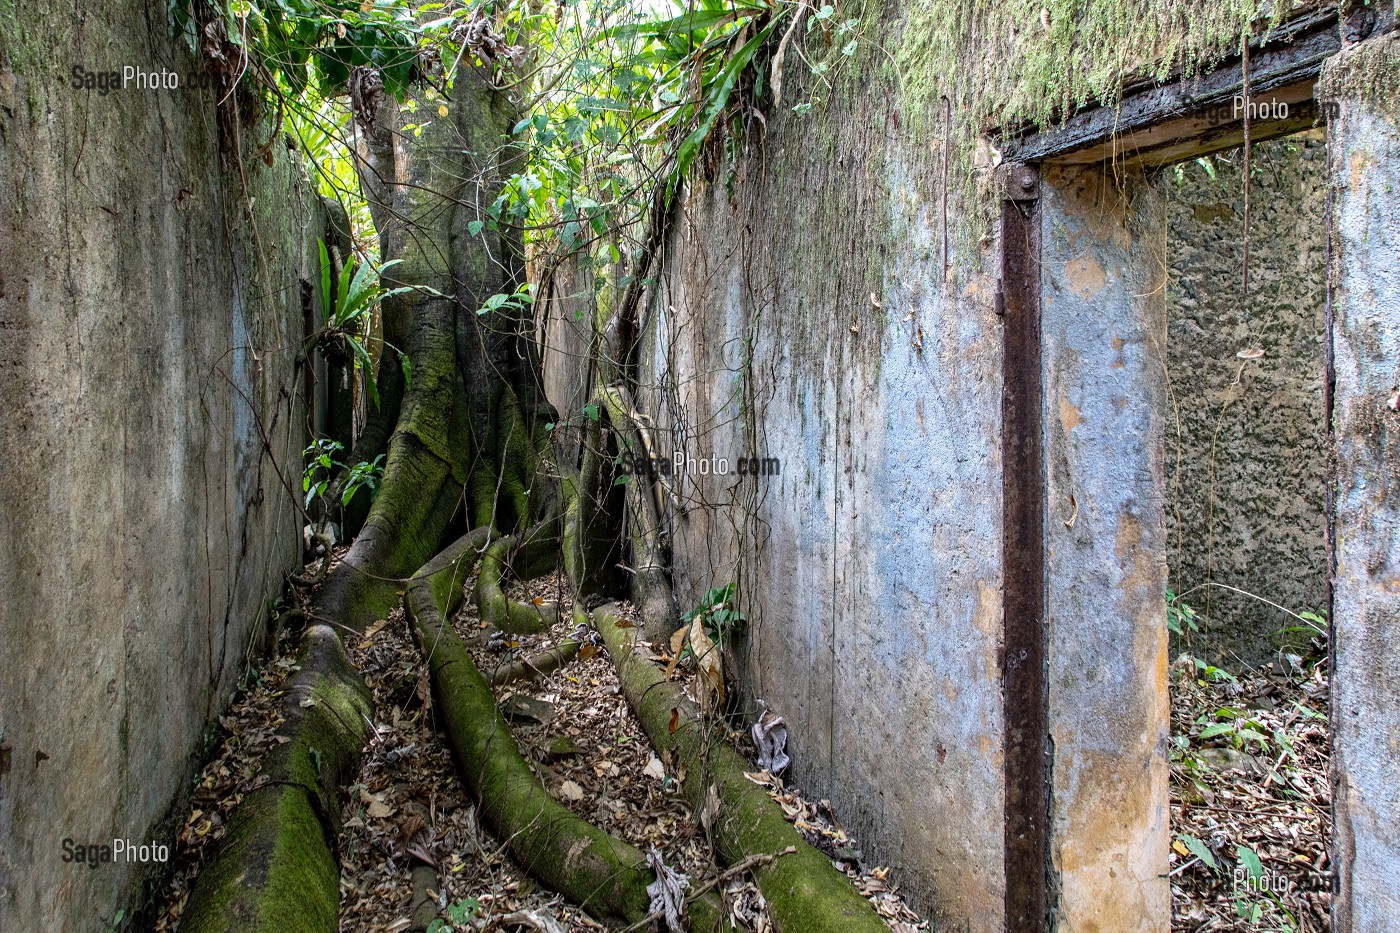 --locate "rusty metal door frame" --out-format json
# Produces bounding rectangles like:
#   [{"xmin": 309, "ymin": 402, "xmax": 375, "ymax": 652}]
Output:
[{"xmin": 999, "ymin": 162, "xmax": 1050, "ymax": 930}]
